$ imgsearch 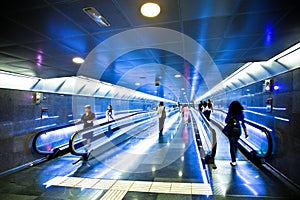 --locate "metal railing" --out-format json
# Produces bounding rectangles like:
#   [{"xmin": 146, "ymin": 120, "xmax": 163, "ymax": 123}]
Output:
[
  {"xmin": 212, "ymin": 108, "xmax": 273, "ymax": 159},
  {"xmin": 31, "ymin": 109, "xmax": 143, "ymax": 156},
  {"xmin": 69, "ymin": 108, "xmax": 179, "ymax": 161},
  {"xmin": 190, "ymin": 108, "xmax": 217, "ymax": 162}
]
